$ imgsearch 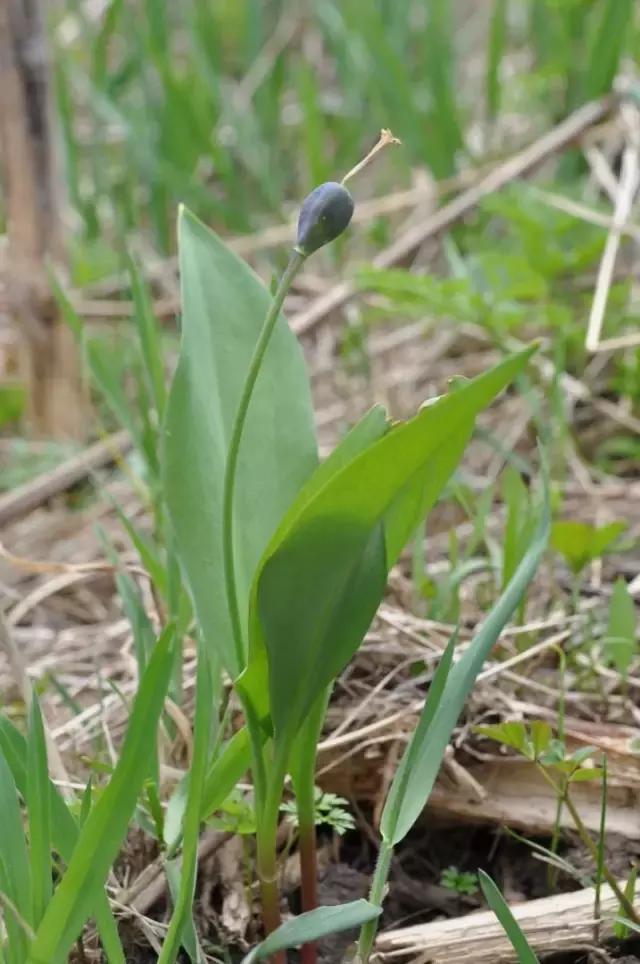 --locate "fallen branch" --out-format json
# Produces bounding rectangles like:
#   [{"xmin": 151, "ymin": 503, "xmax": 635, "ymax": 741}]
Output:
[
  {"xmin": 428, "ymin": 757, "xmax": 640, "ymax": 840},
  {"xmin": 375, "ymin": 878, "xmax": 640, "ymax": 963},
  {"xmin": 0, "ymin": 429, "xmax": 132, "ymax": 528}
]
